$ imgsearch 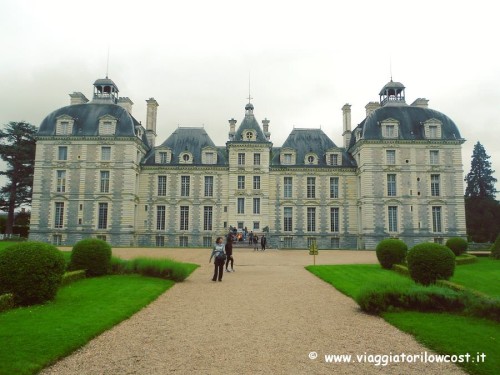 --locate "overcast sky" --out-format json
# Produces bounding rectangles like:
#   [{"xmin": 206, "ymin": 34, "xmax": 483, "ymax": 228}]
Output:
[{"xmin": 1, "ymin": 0, "xmax": 499, "ymax": 190}]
